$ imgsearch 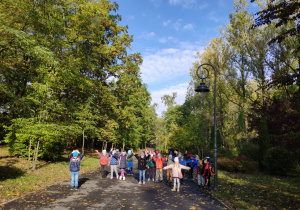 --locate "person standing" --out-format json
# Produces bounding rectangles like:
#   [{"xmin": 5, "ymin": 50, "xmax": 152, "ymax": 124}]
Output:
[
  {"xmin": 134, "ymin": 150, "xmax": 150, "ymax": 184},
  {"xmin": 147, "ymin": 152, "xmax": 156, "ymax": 181},
  {"xmin": 166, "ymin": 155, "xmax": 174, "ymax": 183},
  {"xmin": 163, "ymin": 157, "xmax": 190, "ymax": 192},
  {"xmin": 152, "ymin": 152, "xmax": 166, "ymax": 183},
  {"xmin": 68, "ymin": 150, "xmax": 84, "ymax": 190},
  {"xmin": 109, "ymin": 149, "xmax": 119, "ymax": 179},
  {"xmin": 119, "ymin": 150, "xmax": 127, "ymax": 180},
  {"xmin": 127, "ymin": 150, "xmax": 134, "ymax": 175},
  {"xmin": 96, "ymin": 149, "xmax": 109, "ymax": 178}
]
